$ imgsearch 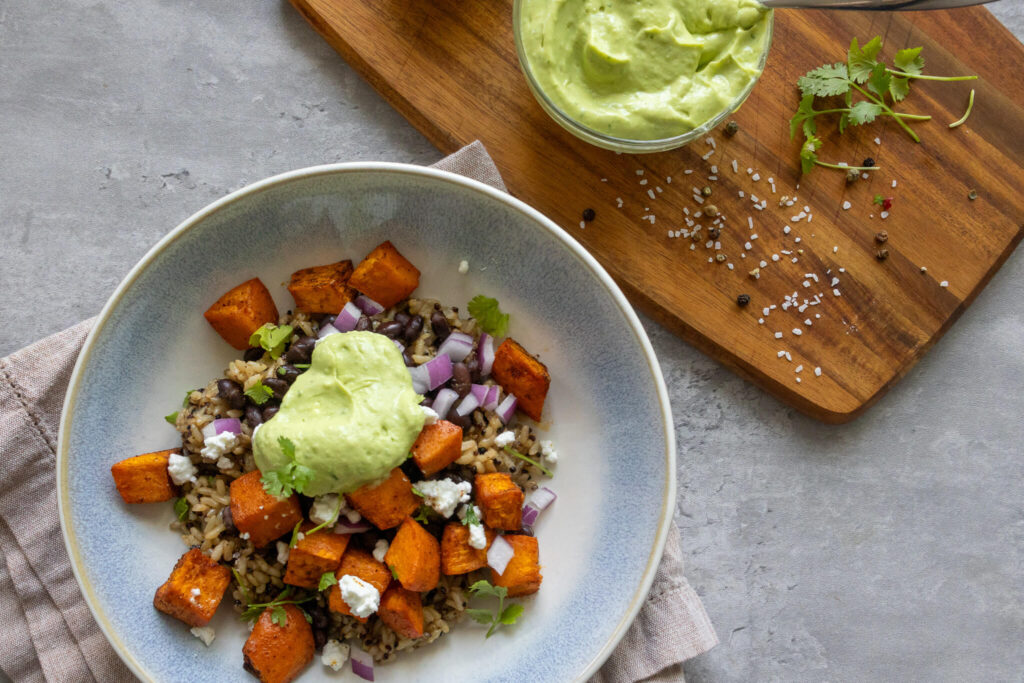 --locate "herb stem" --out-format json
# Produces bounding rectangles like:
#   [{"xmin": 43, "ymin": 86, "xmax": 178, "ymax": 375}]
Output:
[
  {"xmin": 885, "ymin": 69, "xmax": 978, "ymax": 82},
  {"xmin": 502, "ymin": 447, "xmax": 553, "ymax": 477},
  {"xmin": 890, "ymin": 112, "xmax": 932, "ymax": 121},
  {"xmin": 814, "ymin": 161, "xmax": 880, "ymax": 171},
  {"xmin": 852, "ymin": 82, "xmax": 921, "ymax": 142},
  {"xmin": 949, "ymin": 88, "xmax": 976, "ymax": 129}
]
